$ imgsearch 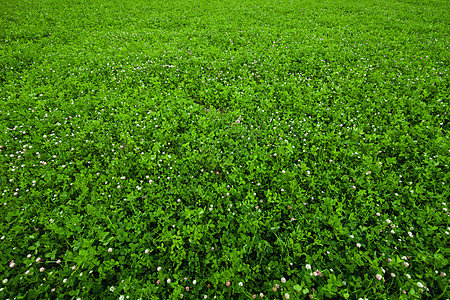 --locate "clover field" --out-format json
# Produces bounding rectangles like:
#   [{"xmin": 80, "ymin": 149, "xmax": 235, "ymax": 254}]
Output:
[{"xmin": 0, "ymin": 0, "xmax": 449, "ymax": 299}]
